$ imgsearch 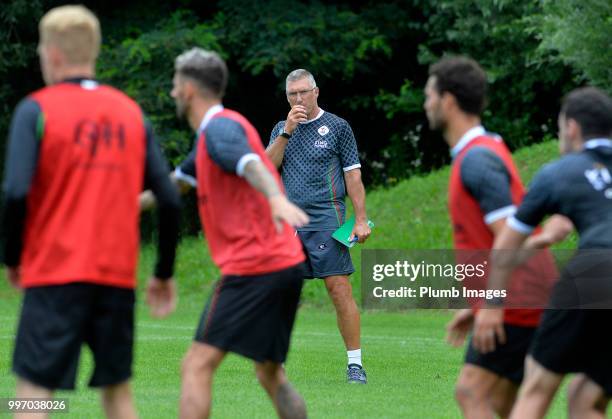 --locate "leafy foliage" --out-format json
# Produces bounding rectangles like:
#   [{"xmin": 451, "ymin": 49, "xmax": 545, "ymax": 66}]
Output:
[
  {"xmin": 1, "ymin": 0, "xmax": 609, "ymax": 236},
  {"xmin": 537, "ymin": 0, "xmax": 612, "ymax": 92},
  {"xmin": 215, "ymin": 0, "xmax": 392, "ymax": 83},
  {"xmin": 97, "ymin": 11, "xmax": 223, "ymax": 167}
]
